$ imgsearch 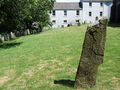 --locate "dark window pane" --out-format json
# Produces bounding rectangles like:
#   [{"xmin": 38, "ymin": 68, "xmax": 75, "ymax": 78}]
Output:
[
  {"xmin": 64, "ymin": 20, "xmax": 67, "ymax": 23},
  {"xmin": 89, "ymin": 12, "xmax": 92, "ymax": 16},
  {"xmin": 64, "ymin": 10, "xmax": 67, "ymax": 16},
  {"xmin": 52, "ymin": 20, "xmax": 56, "ymax": 23},
  {"xmin": 52, "ymin": 10, "xmax": 56, "ymax": 16},
  {"xmin": 76, "ymin": 20, "xmax": 79, "ymax": 22},
  {"xmin": 100, "ymin": 12, "xmax": 103, "ymax": 16},
  {"xmin": 76, "ymin": 10, "xmax": 79, "ymax": 15},
  {"xmin": 100, "ymin": 2, "xmax": 103, "ymax": 6},
  {"xmin": 89, "ymin": 2, "xmax": 92, "ymax": 6}
]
